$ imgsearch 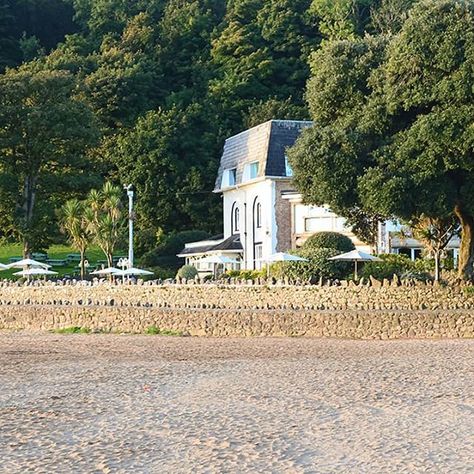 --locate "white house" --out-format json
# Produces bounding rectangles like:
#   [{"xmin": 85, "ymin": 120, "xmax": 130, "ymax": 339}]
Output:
[{"xmin": 178, "ymin": 120, "xmax": 459, "ymax": 273}]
